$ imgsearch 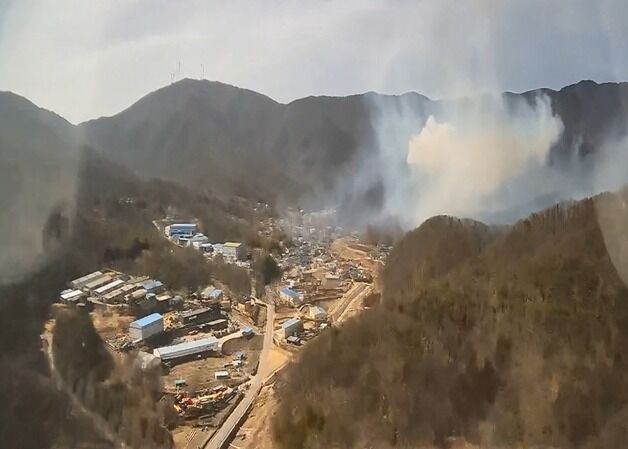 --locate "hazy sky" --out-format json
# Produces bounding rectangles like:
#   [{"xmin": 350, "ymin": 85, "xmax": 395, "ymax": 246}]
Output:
[{"xmin": 0, "ymin": 0, "xmax": 627, "ymax": 123}]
